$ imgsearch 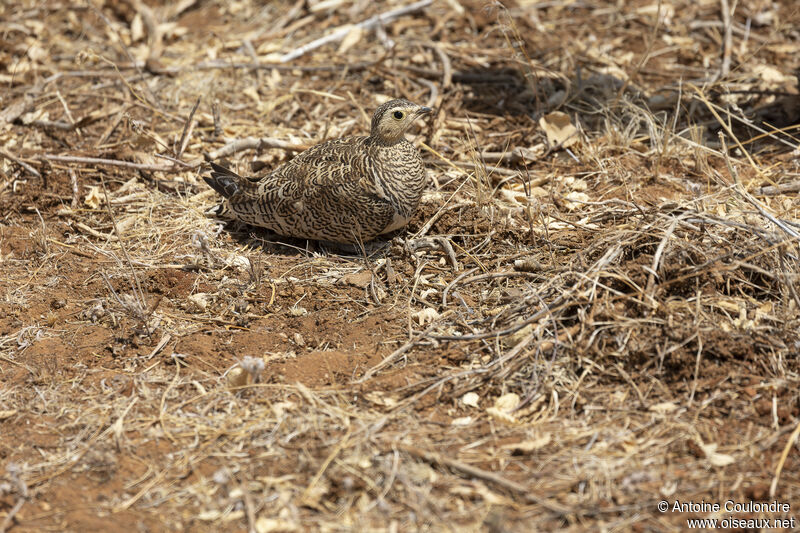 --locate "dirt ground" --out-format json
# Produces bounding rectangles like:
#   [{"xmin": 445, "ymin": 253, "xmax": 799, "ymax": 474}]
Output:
[{"xmin": 1, "ymin": 0, "xmax": 800, "ymax": 531}]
